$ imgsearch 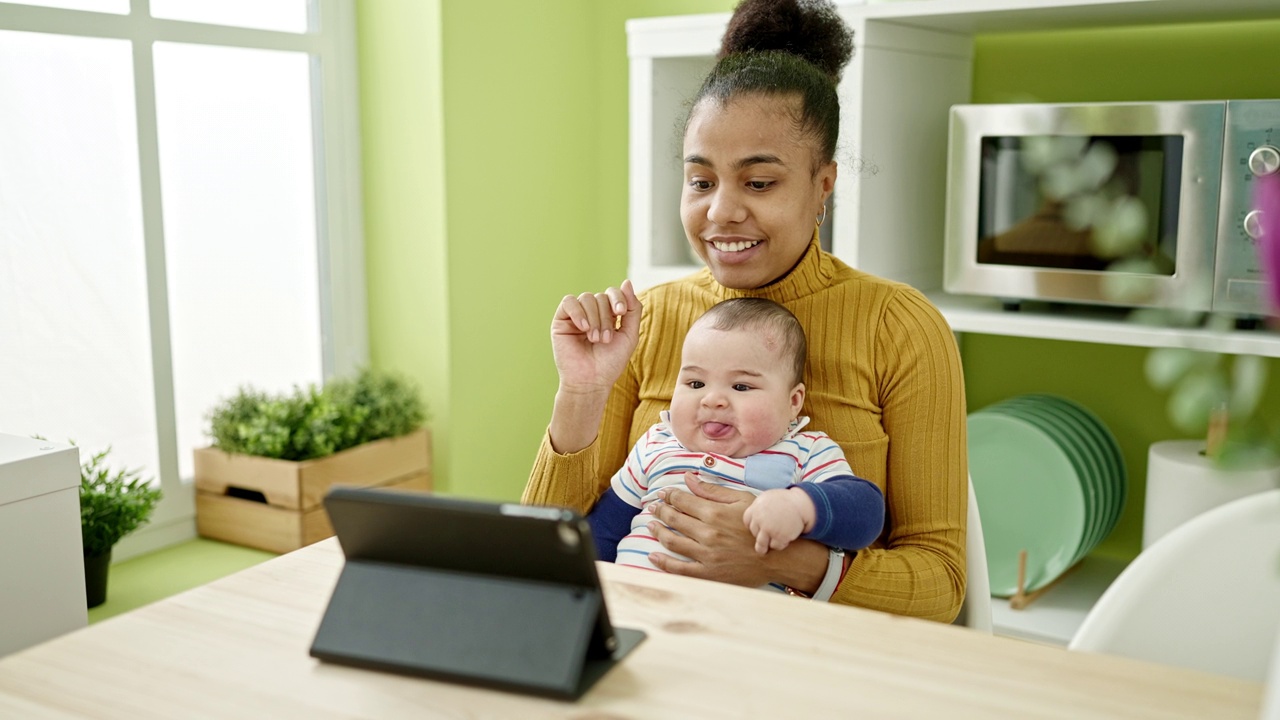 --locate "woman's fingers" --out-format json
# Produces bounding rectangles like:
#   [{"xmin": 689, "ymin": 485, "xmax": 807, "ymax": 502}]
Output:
[
  {"xmin": 555, "ymin": 295, "xmax": 590, "ymax": 334},
  {"xmin": 575, "ymin": 292, "xmax": 604, "ymax": 341},
  {"xmin": 560, "ymin": 285, "xmax": 634, "ymax": 343},
  {"xmin": 604, "ymin": 285, "xmax": 627, "ymax": 318},
  {"xmin": 684, "ymin": 473, "xmax": 753, "ymax": 504},
  {"xmin": 656, "ymin": 475, "xmax": 752, "ymax": 526},
  {"xmin": 646, "ymin": 526, "xmax": 703, "ymax": 576}
]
